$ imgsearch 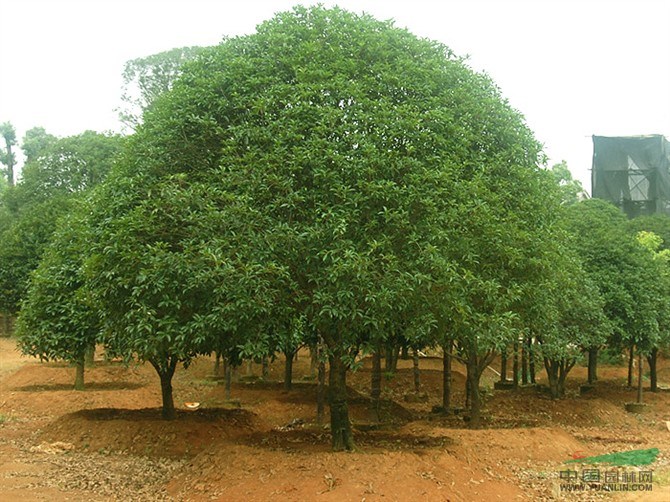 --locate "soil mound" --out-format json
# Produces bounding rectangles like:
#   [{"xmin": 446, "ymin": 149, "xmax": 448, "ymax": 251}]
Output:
[{"xmin": 40, "ymin": 407, "xmax": 258, "ymax": 458}]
